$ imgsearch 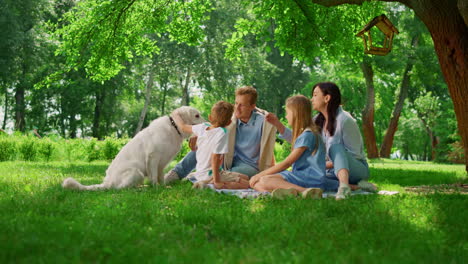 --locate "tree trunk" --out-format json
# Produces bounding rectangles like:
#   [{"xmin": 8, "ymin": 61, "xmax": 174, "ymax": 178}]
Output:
[
  {"xmin": 14, "ymin": 84, "xmax": 25, "ymax": 132},
  {"xmin": 160, "ymin": 82, "xmax": 168, "ymax": 116},
  {"xmin": 69, "ymin": 114, "xmax": 77, "ymax": 139},
  {"xmin": 379, "ymin": 66, "xmax": 410, "ymax": 158},
  {"xmin": 92, "ymin": 88, "xmax": 105, "ymax": 139},
  {"xmin": 181, "ymin": 68, "xmax": 191, "ymax": 106},
  {"xmin": 360, "ymin": 57, "xmax": 379, "ymax": 159},
  {"xmin": 420, "ymin": 117, "xmax": 439, "ymax": 161},
  {"xmin": 134, "ymin": 68, "xmax": 155, "ymax": 136},
  {"xmin": 3, "ymin": 90, "xmax": 8, "ymax": 130},
  {"xmin": 412, "ymin": 0, "xmax": 468, "ymax": 171},
  {"xmin": 380, "ymin": 34, "xmax": 419, "ymax": 158},
  {"xmin": 431, "ymin": 135, "xmax": 439, "ymax": 161}
]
